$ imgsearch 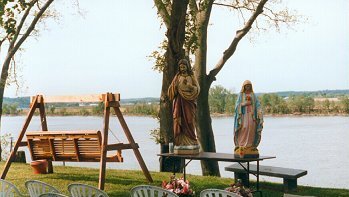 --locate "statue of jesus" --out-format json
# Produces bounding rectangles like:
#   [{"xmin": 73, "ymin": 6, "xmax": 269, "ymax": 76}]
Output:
[{"xmin": 168, "ymin": 59, "xmax": 200, "ymax": 154}]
